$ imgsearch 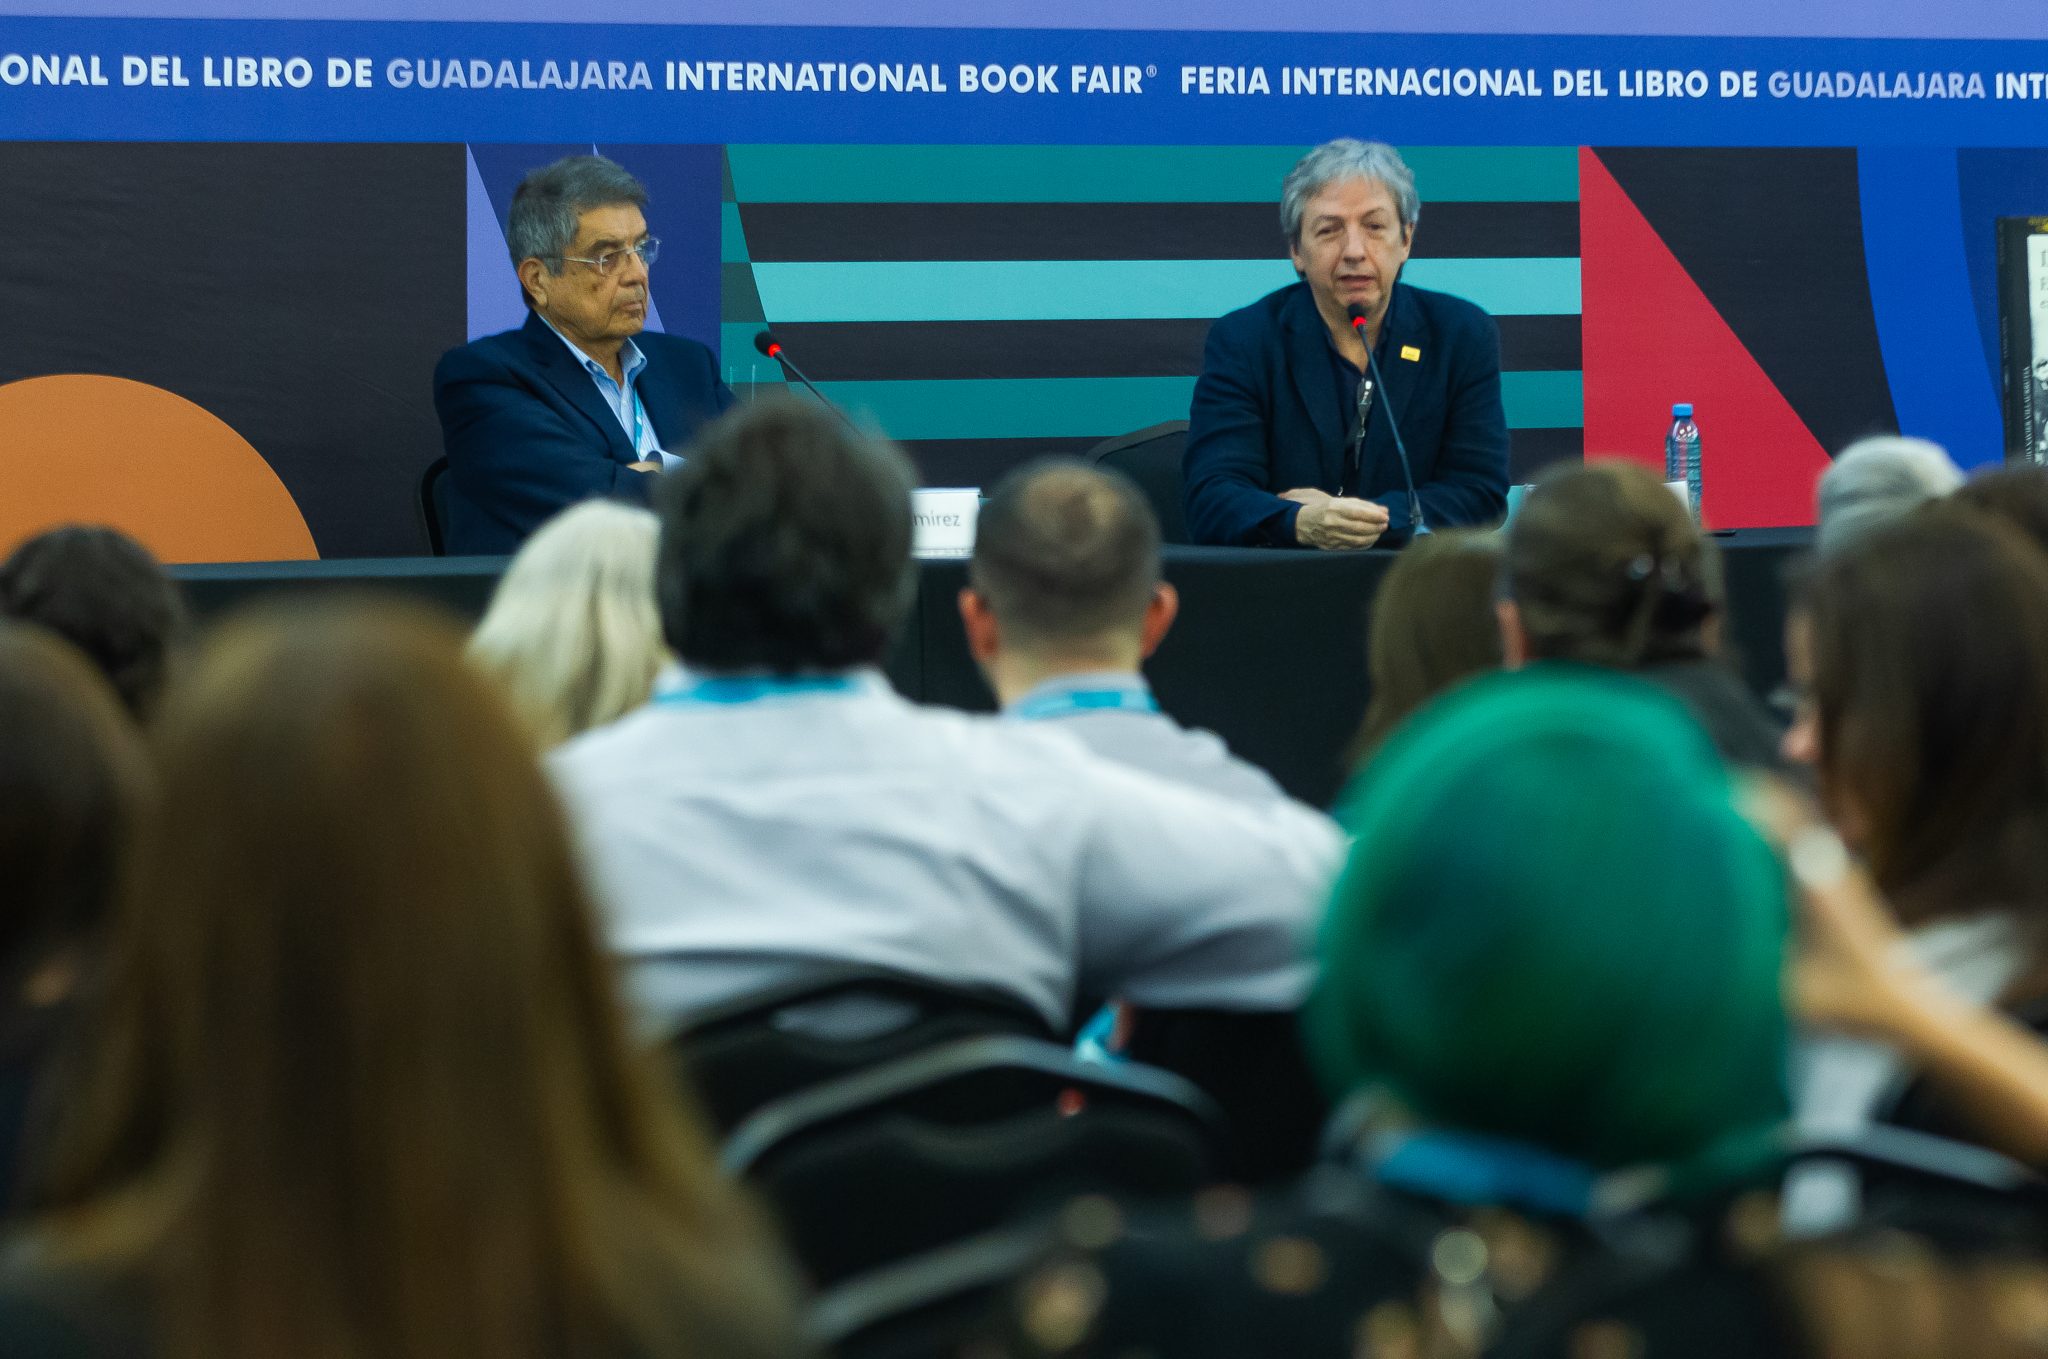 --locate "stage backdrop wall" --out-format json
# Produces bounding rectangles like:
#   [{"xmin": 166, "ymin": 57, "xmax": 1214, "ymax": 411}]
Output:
[{"xmin": 2, "ymin": 2, "xmax": 2046, "ymax": 558}]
